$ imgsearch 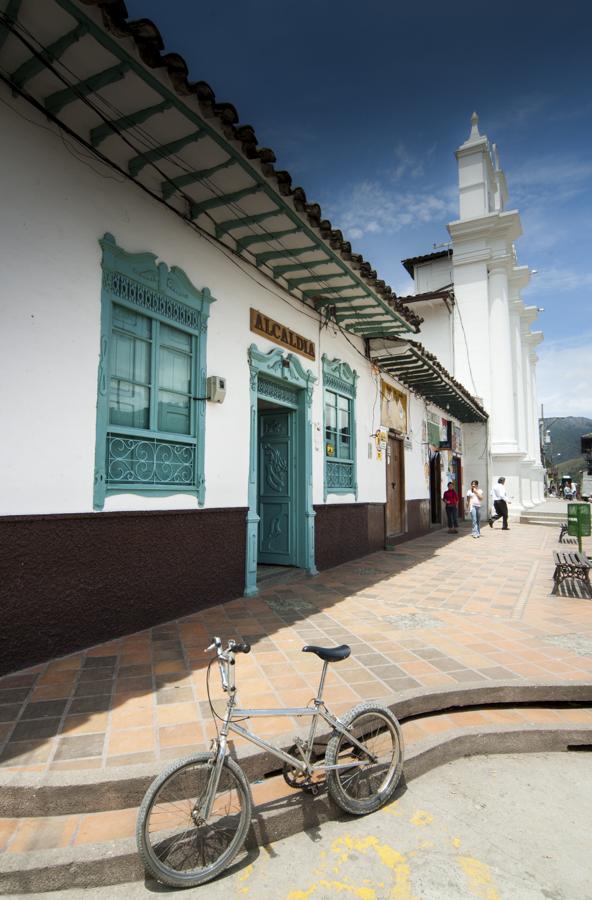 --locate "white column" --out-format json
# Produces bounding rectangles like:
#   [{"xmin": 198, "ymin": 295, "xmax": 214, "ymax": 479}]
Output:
[
  {"xmin": 529, "ymin": 350, "xmax": 544, "ymax": 502},
  {"xmin": 488, "ymin": 262, "xmax": 518, "ymax": 452},
  {"xmin": 511, "ymin": 302, "xmax": 528, "ymax": 454}
]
